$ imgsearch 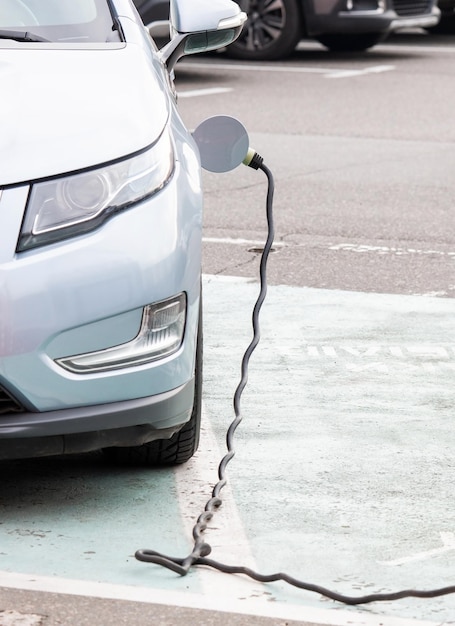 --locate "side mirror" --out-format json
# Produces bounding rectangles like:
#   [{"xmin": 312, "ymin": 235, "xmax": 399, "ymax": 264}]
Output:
[{"xmin": 160, "ymin": 0, "xmax": 246, "ymax": 71}]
